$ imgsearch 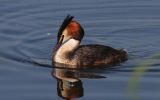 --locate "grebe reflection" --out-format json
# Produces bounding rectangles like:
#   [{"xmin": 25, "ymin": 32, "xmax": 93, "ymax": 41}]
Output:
[{"xmin": 52, "ymin": 68, "xmax": 106, "ymax": 100}]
